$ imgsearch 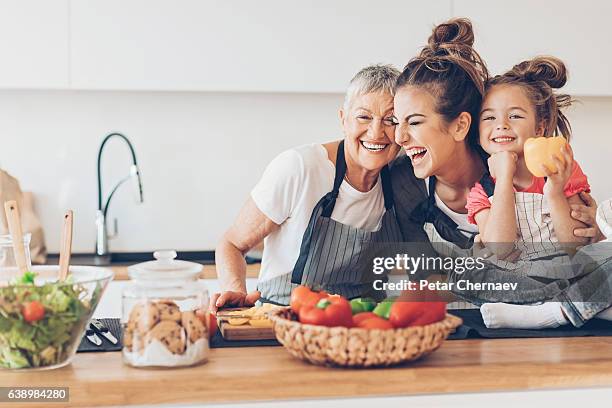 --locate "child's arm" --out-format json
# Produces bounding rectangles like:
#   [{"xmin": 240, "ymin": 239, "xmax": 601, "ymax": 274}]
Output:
[
  {"xmin": 543, "ymin": 144, "xmax": 589, "ymax": 253},
  {"xmin": 477, "ymin": 152, "xmax": 519, "ymax": 258},
  {"xmin": 548, "ymin": 193, "xmax": 589, "ymax": 251}
]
